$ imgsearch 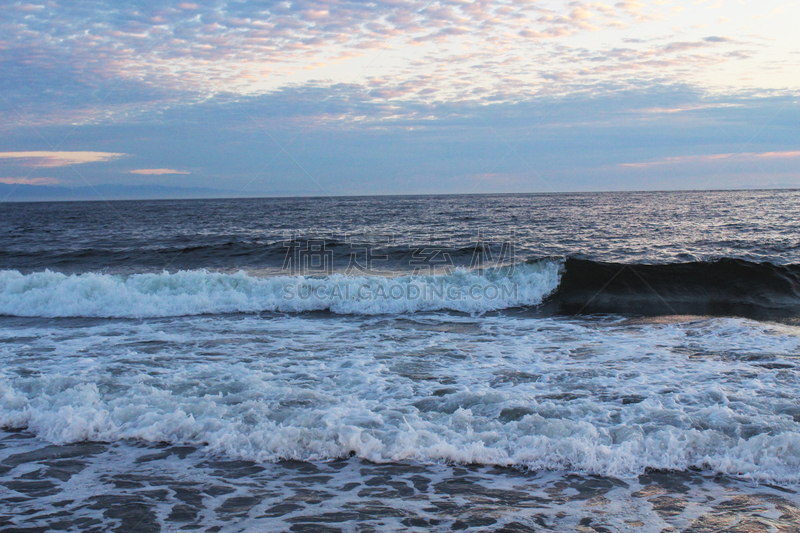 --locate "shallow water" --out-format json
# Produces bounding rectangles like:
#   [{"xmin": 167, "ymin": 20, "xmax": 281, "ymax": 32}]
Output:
[
  {"xmin": 2, "ymin": 429, "xmax": 799, "ymax": 532},
  {"xmin": 3, "ymin": 313, "xmax": 800, "ymax": 482}
]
